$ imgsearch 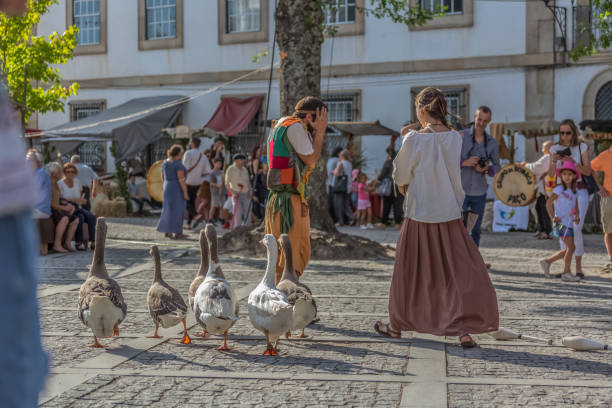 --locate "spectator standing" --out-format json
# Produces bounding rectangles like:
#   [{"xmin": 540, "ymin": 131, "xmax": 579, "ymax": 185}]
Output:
[
  {"xmin": 70, "ymin": 154, "xmax": 98, "ymax": 211},
  {"xmin": 333, "ymin": 149, "xmax": 356, "ymax": 226},
  {"xmin": 523, "ymin": 141, "xmax": 553, "ymax": 239},
  {"xmin": 59, "ymin": 163, "xmax": 97, "ymax": 250},
  {"xmin": 460, "ymin": 106, "xmax": 501, "ymax": 247},
  {"xmin": 376, "ymin": 147, "xmax": 404, "ymax": 229},
  {"xmin": 225, "ymin": 153, "xmax": 251, "ymax": 229},
  {"xmin": 326, "ymin": 147, "xmax": 342, "ymax": 222},
  {"xmin": 356, "ymin": 172, "xmax": 374, "ymax": 229},
  {"xmin": 547, "ymin": 119, "xmax": 592, "ymax": 278},
  {"xmin": 591, "ymin": 144, "xmax": 612, "ymax": 275},
  {"xmin": 208, "ymin": 158, "xmax": 225, "ymax": 224},
  {"xmin": 27, "ymin": 150, "xmax": 53, "ymax": 255},
  {"xmin": 157, "ymin": 145, "xmax": 189, "ymax": 239},
  {"xmin": 182, "ymin": 137, "xmax": 211, "ymax": 229},
  {"xmin": 47, "ymin": 162, "xmax": 79, "ymax": 252},
  {"xmin": 0, "ymin": 2, "xmax": 48, "ymax": 405}
]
